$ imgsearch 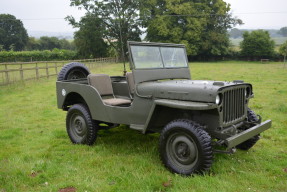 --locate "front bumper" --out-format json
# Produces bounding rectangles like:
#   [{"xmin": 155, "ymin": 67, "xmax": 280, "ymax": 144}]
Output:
[{"xmin": 225, "ymin": 120, "xmax": 272, "ymax": 149}]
